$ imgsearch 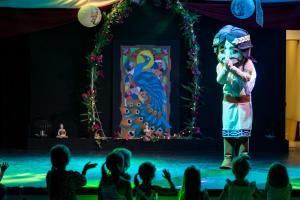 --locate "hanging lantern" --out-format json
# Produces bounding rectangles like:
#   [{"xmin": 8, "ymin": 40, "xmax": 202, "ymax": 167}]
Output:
[
  {"xmin": 78, "ymin": 4, "xmax": 102, "ymax": 28},
  {"xmin": 231, "ymin": 0, "xmax": 255, "ymax": 19}
]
